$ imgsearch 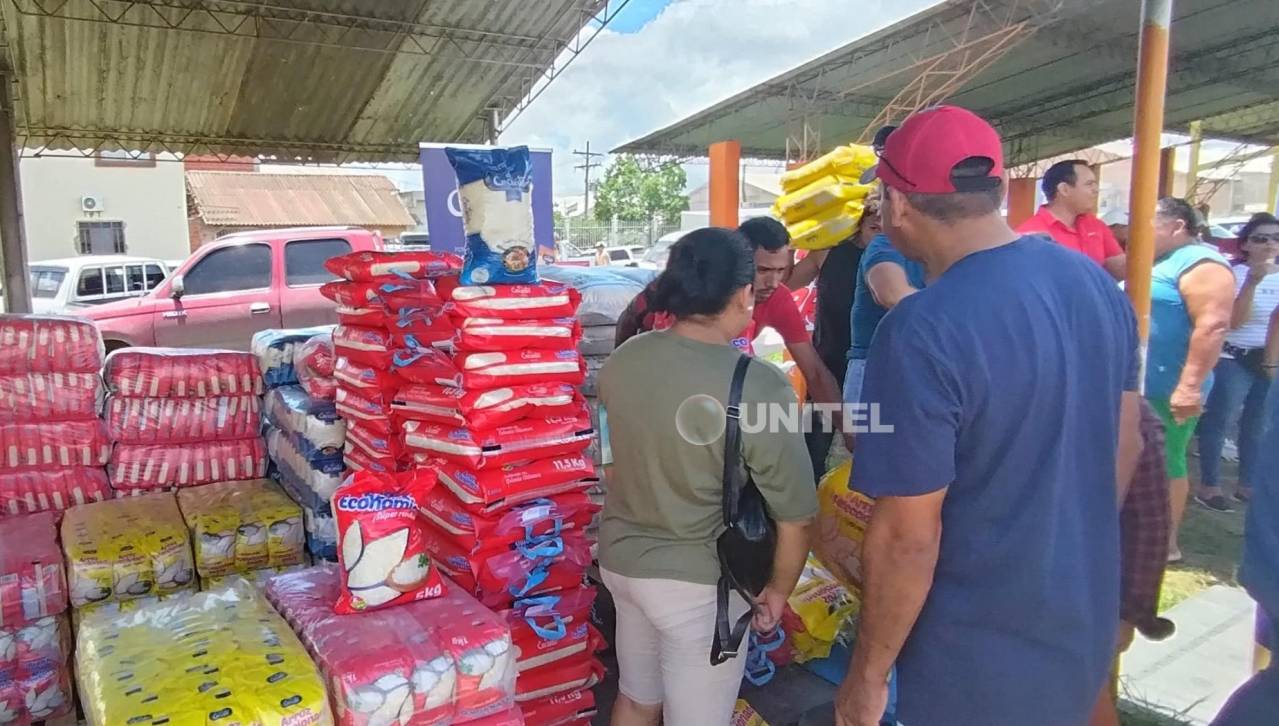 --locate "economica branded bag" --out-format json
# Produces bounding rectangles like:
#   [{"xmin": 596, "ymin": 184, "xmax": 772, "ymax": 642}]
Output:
[
  {"xmin": 437, "ymin": 278, "xmax": 582, "ymax": 320},
  {"xmin": 333, "ymin": 470, "xmax": 446, "ymax": 613},
  {"xmin": 452, "ymin": 317, "xmax": 582, "ymax": 352},
  {"xmin": 813, "ymin": 459, "xmax": 874, "ymax": 594},
  {"xmin": 325, "ymin": 250, "xmax": 462, "ymax": 282},
  {"xmin": 393, "ymin": 382, "xmax": 582, "ymax": 430},
  {"xmin": 446, "ymin": 145, "xmax": 538, "ymax": 286},
  {"xmin": 402, "ymin": 405, "xmax": 593, "ymax": 470},
  {"xmin": 454, "ymin": 349, "xmax": 586, "ymax": 390}
]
